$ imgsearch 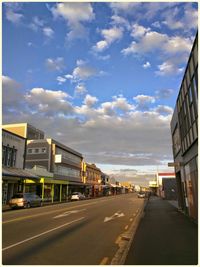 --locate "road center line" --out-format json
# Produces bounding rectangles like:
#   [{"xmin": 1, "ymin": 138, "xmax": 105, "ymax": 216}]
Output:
[{"xmin": 2, "ymin": 217, "xmax": 85, "ymax": 252}]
